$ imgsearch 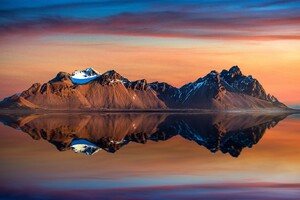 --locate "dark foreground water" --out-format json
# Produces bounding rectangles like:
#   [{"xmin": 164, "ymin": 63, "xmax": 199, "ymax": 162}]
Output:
[{"xmin": 0, "ymin": 112, "xmax": 299, "ymax": 199}]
